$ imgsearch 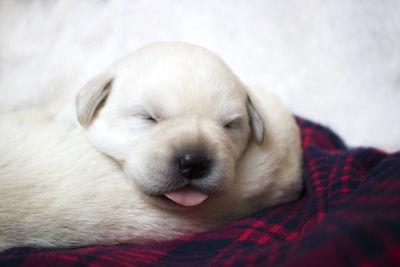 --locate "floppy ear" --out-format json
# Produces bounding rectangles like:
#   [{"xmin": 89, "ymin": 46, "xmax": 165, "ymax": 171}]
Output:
[
  {"xmin": 246, "ymin": 90, "xmax": 269, "ymax": 144},
  {"xmin": 76, "ymin": 73, "xmax": 114, "ymax": 127}
]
